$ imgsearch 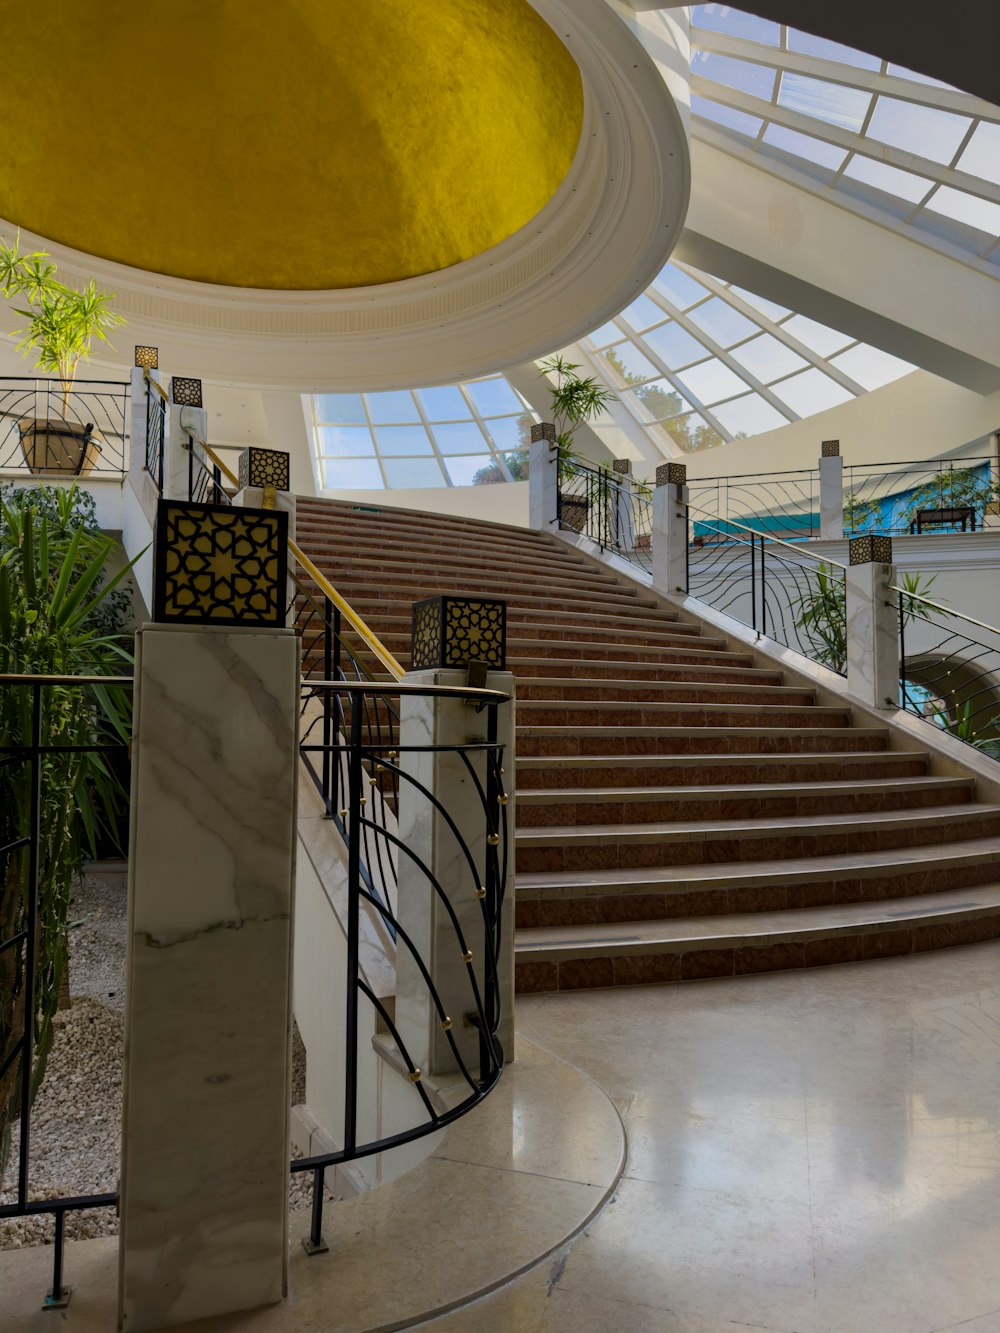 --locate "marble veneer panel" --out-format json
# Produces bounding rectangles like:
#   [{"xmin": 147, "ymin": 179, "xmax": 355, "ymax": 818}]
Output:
[{"xmin": 119, "ymin": 625, "xmax": 299, "ymax": 1332}]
